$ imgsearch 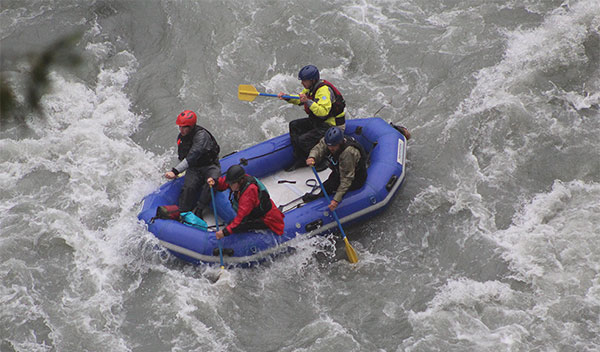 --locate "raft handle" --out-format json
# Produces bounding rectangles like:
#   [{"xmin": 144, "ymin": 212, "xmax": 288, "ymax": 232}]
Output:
[
  {"xmin": 386, "ymin": 175, "xmax": 398, "ymax": 192},
  {"xmin": 213, "ymin": 248, "xmax": 234, "ymax": 257},
  {"xmin": 305, "ymin": 219, "xmax": 323, "ymax": 232}
]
